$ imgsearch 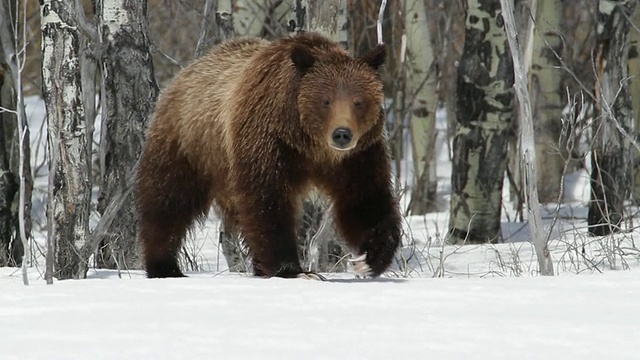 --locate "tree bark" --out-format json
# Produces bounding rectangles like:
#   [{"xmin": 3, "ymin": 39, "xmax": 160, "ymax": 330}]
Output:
[
  {"xmin": 425, "ymin": 0, "xmax": 465, "ymax": 142},
  {"xmin": 233, "ymin": 0, "xmax": 267, "ymax": 37},
  {"xmin": 41, "ymin": 0, "xmax": 91, "ymax": 279},
  {"xmin": 0, "ymin": 0, "xmax": 31, "ymax": 268},
  {"xmin": 504, "ymin": 0, "xmax": 527, "ymax": 219},
  {"xmin": 216, "ymin": 0, "xmax": 236, "ymax": 41},
  {"xmin": 347, "ymin": 0, "xmax": 378, "ymax": 56},
  {"xmin": 348, "ymin": 1, "xmax": 405, "ymax": 179},
  {"xmin": 588, "ymin": 0, "xmax": 637, "ymax": 236},
  {"xmin": 629, "ymin": 6, "xmax": 640, "ymax": 203},
  {"xmin": 0, "ymin": 167, "xmax": 18, "ymax": 267},
  {"xmin": 388, "ymin": 0, "xmax": 407, "ymax": 183},
  {"xmin": 78, "ymin": 1, "xmax": 98, "ymax": 192},
  {"xmin": 348, "ymin": 0, "xmax": 408, "ymax": 100},
  {"xmin": 96, "ymin": 0, "xmax": 159, "ymax": 270},
  {"xmin": 308, "ymin": 0, "xmax": 348, "ymax": 48},
  {"xmin": 406, "ymin": 0, "xmax": 438, "ymax": 215},
  {"xmin": 560, "ymin": 0, "xmax": 598, "ymax": 114},
  {"xmin": 0, "ymin": 42, "xmax": 20, "ymax": 267},
  {"xmin": 448, "ymin": 0, "xmax": 514, "ymax": 244},
  {"xmin": 530, "ymin": 0, "xmax": 566, "ymax": 203}
]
